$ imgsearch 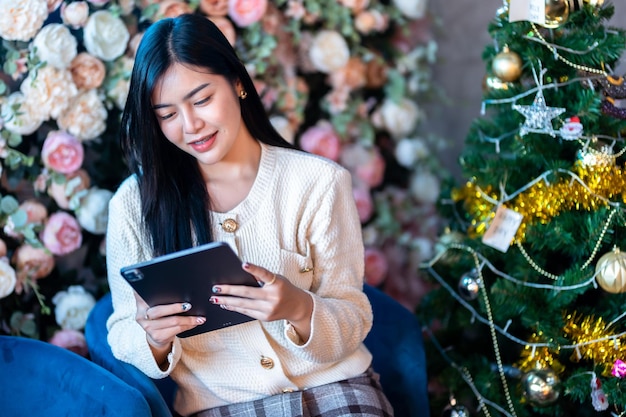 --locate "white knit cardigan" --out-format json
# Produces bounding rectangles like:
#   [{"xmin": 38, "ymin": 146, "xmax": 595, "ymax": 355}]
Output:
[{"xmin": 106, "ymin": 143, "xmax": 373, "ymax": 416}]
